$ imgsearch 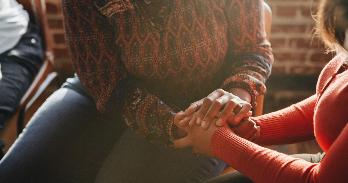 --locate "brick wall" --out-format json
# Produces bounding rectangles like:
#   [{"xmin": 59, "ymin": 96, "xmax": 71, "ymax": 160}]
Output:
[
  {"xmin": 268, "ymin": 0, "xmax": 333, "ymax": 75},
  {"xmin": 45, "ymin": 0, "xmax": 71, "ymax": 78}
]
